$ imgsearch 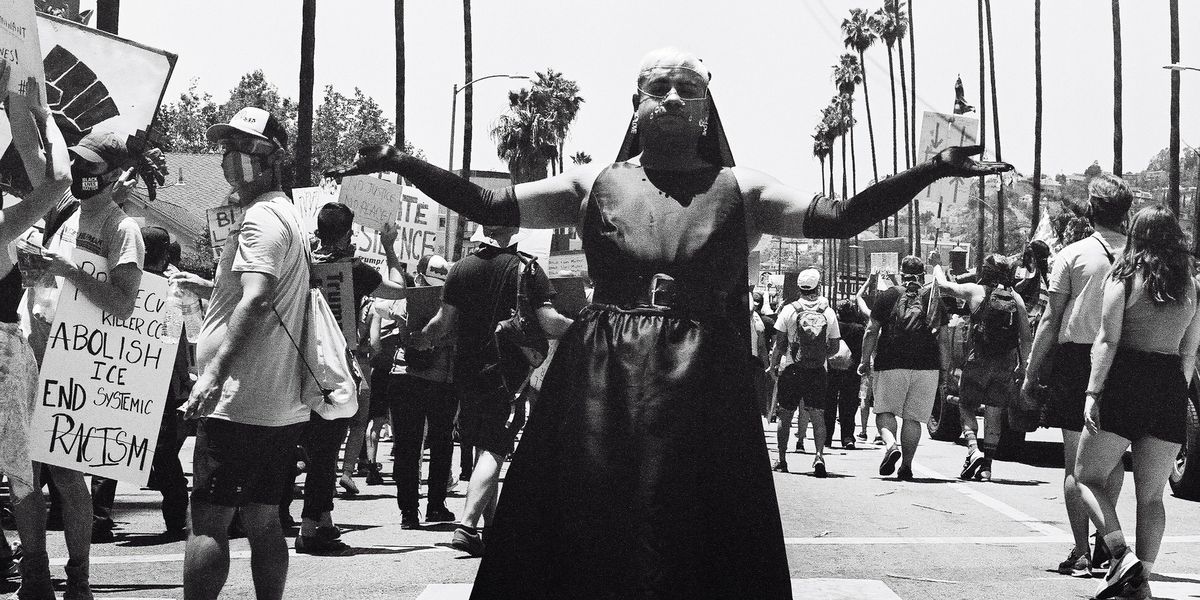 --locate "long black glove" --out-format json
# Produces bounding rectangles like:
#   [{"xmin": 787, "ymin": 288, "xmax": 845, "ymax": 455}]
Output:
[
  {"xmin": 803, "ymin": 145, "xmax": 1011, "ymax": 238},
  {"xmin": 326, "ymin": 145, "xmax": 520, "ymax": 226}
]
